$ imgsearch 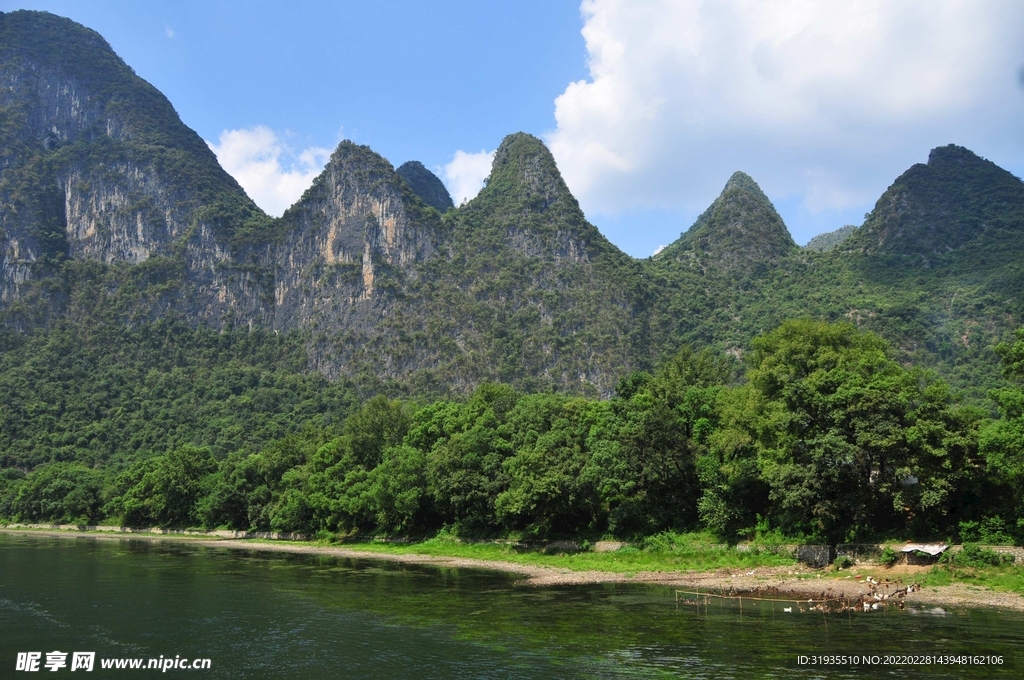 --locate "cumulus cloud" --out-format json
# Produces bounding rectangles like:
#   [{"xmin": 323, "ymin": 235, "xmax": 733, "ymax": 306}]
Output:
[
  {"xmin": 442, "ymin": 149, "xmax": 495, "ymax": 205},
  {"xmin": 208, "ymin": 126, "xmax": 331, "ymax": 217},
  {"xmin": 547, "ymin": 0, "xmax": 1024, "ymax": 243}
]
